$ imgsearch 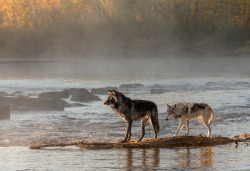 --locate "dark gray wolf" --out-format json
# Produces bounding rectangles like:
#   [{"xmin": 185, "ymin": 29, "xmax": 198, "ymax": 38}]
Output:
[
  {"xmin": 104, "ymin": 90, "xmax": 159, "ymax": 143},
  {"xmin": 166, "ymin": 102, "xmax": 214, "ymax": 137}
]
